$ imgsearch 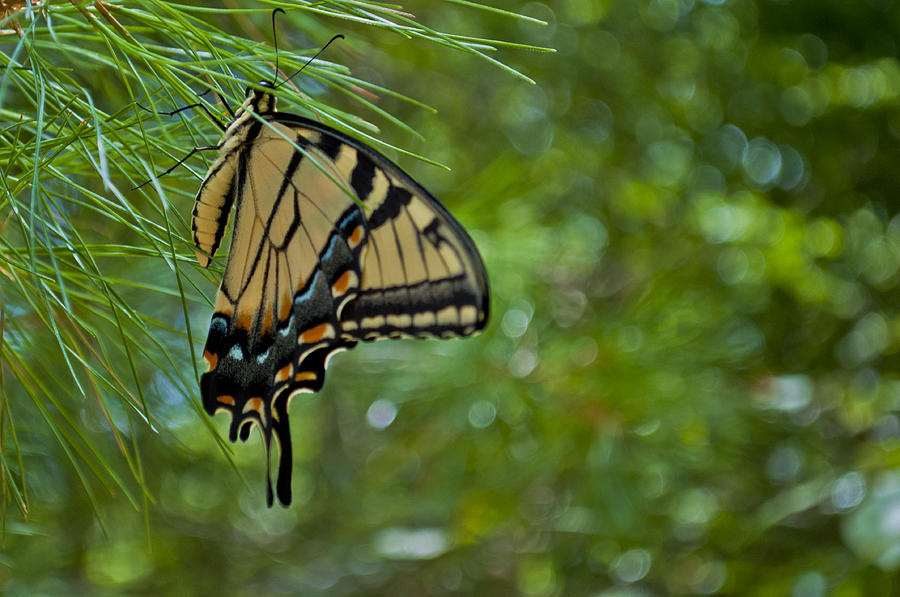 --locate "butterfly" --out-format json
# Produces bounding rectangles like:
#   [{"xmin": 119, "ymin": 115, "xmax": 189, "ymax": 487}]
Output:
[{"xmin": 190, "ymin": 75, "xmax": 489, "ymax": 506}]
